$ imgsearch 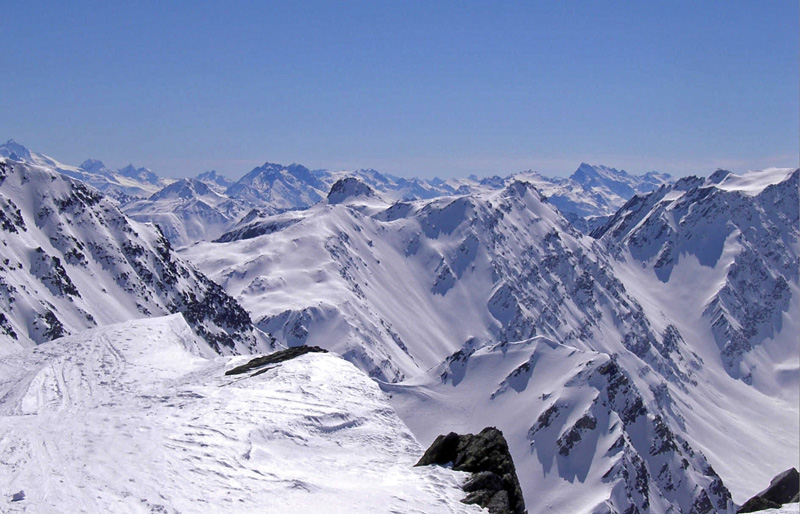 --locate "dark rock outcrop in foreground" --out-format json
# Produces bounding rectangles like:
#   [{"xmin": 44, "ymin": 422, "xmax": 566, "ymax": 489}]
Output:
[
  {"xmin": 738, "ymin": 467, "xmax": 799, "ymax": 513},
  {"xmin": 225, "ymin": 346, "xmax": 328, "ymax": 375},
  {"xmin": 416, "ymin": 427, "xmax": 526, "ymax": 514}
]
